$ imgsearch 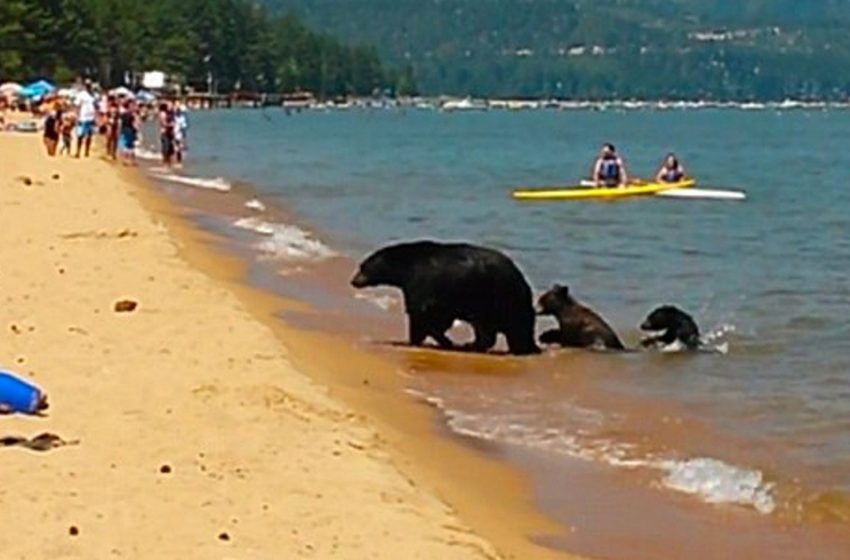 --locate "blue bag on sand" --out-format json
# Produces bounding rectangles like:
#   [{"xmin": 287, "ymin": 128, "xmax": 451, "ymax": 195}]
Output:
[{"xmin": 0, "ymin": 372, "xmax": 45, "ymax": 414}]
